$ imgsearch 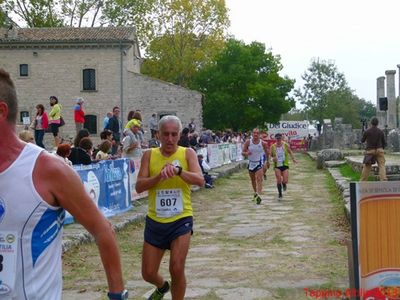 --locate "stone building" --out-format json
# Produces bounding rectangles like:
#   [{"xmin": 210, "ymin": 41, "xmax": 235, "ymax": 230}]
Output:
[{"xmin": 0, "ymin": 27, "xmax": 203, "ymax": 140}]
